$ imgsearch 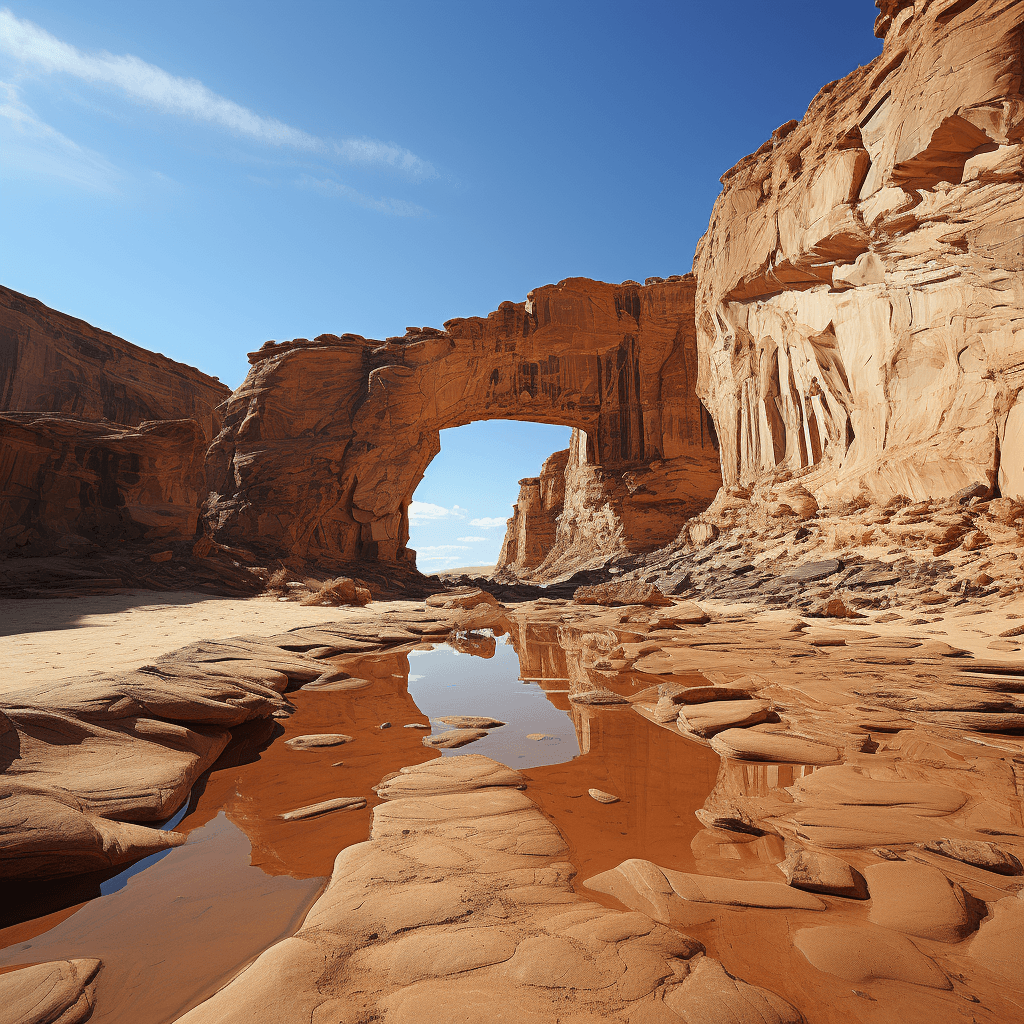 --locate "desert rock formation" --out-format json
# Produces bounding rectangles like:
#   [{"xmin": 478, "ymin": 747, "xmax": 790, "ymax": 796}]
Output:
[
  {"xmin": 0, "ymin": 287, "xmax": 230, "ymax": 563},
  {"xmin": 205, "ymin": 275, "xmax": 722, "ymax": 570},
  {"xmin": 692, "ymin": 0, "xmax": 1024, "ymax": 504}
]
